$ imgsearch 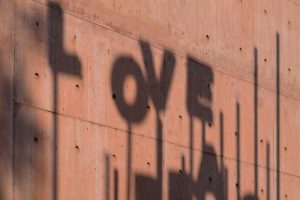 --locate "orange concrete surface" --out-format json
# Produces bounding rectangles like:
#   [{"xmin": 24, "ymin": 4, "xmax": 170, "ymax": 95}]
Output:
[{"xmin": 1, "ymin": 0, "xmax": 300, "ymax": 199}]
